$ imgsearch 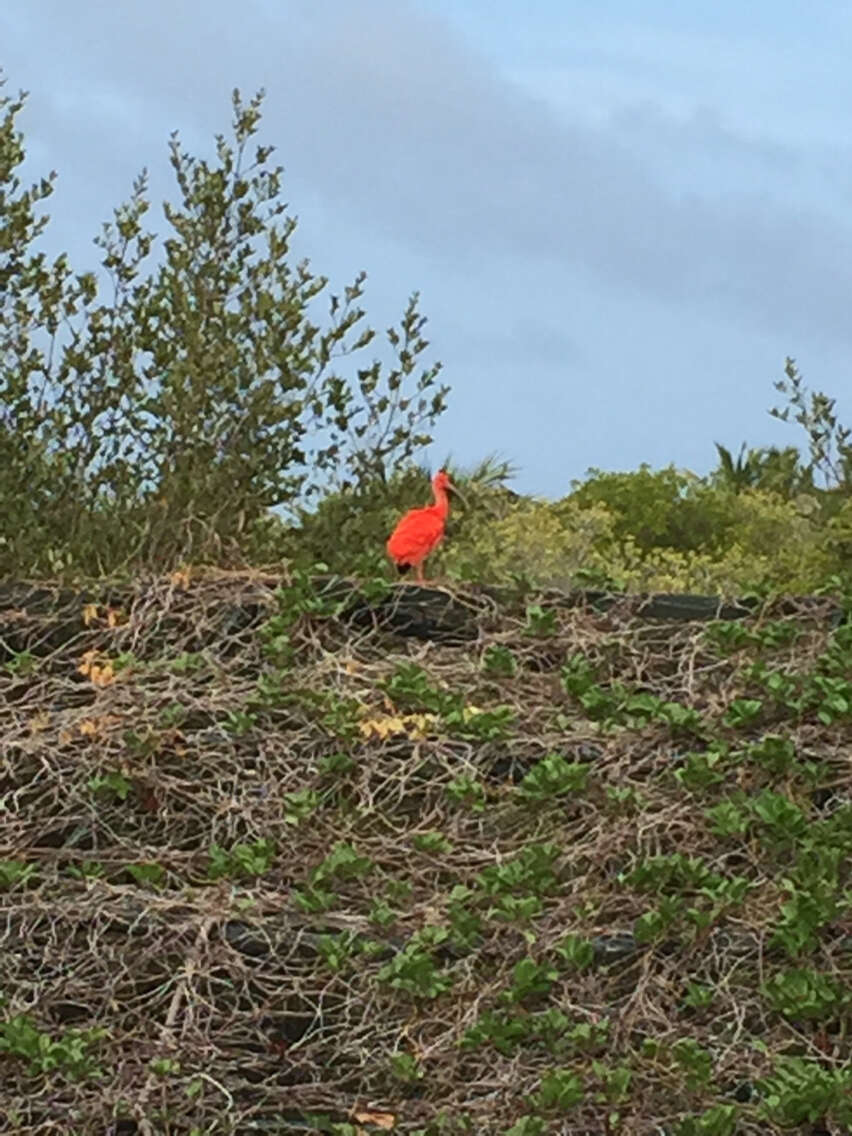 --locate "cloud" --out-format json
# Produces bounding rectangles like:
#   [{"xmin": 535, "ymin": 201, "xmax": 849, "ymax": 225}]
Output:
[
  {"xmin": 3, "ymin": 0, "xmax": 851, "ymax": 495},
  {"xmin": 7, "ymin": 0, "xmax": 852, "ymax": 345}
]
